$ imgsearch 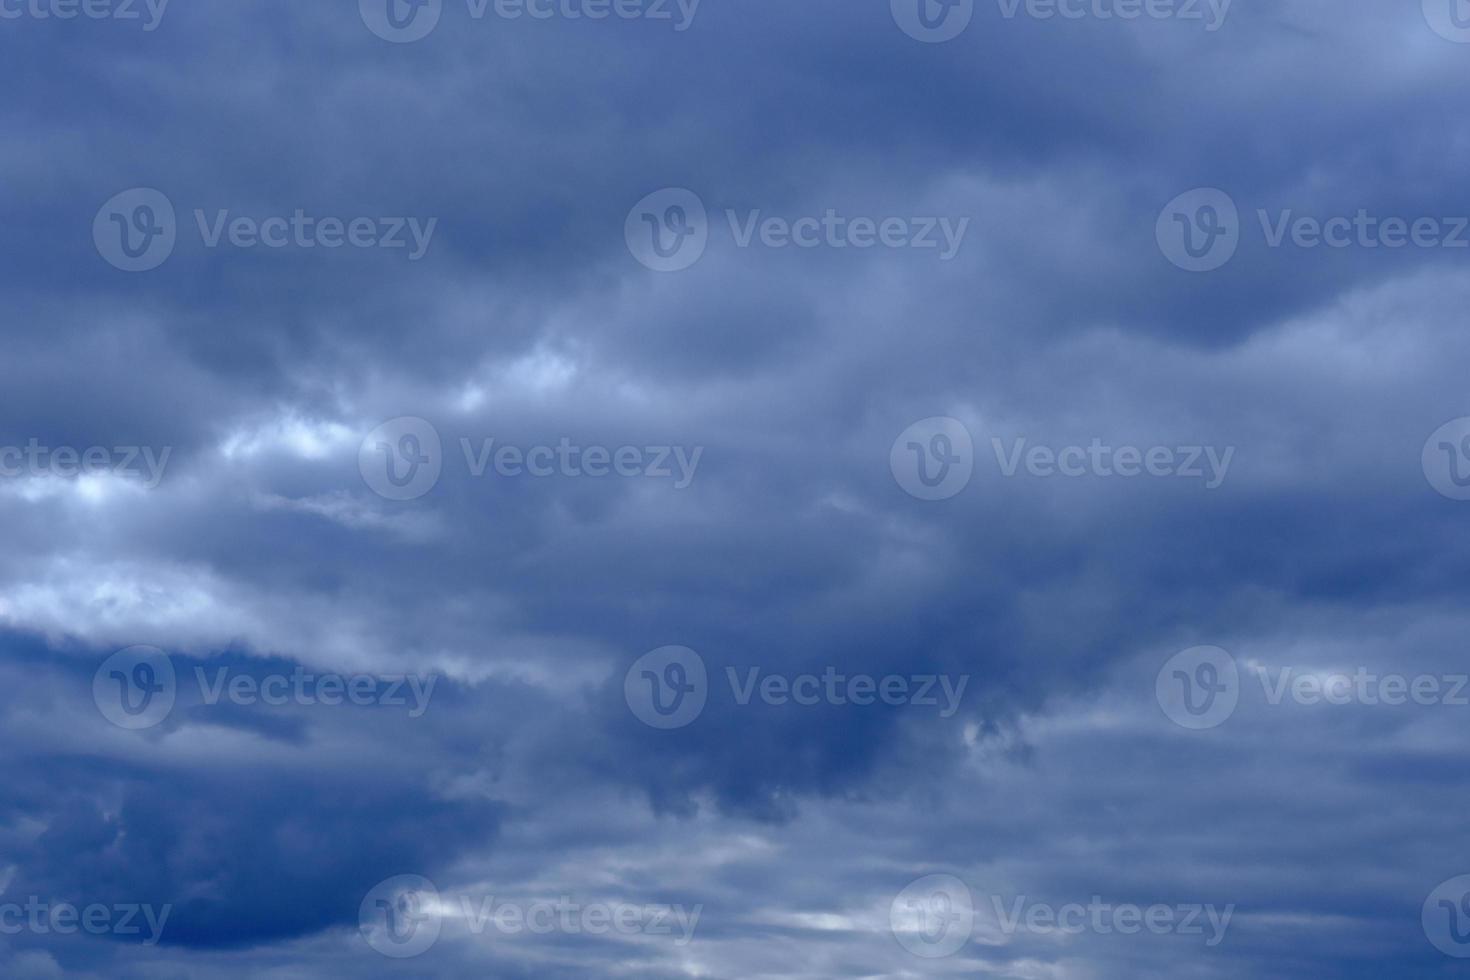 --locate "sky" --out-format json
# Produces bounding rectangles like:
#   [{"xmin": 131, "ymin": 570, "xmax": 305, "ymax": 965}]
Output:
[{"xmin": 3, "ymin": 0, "xmax": 1470, "ymax": 976}]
